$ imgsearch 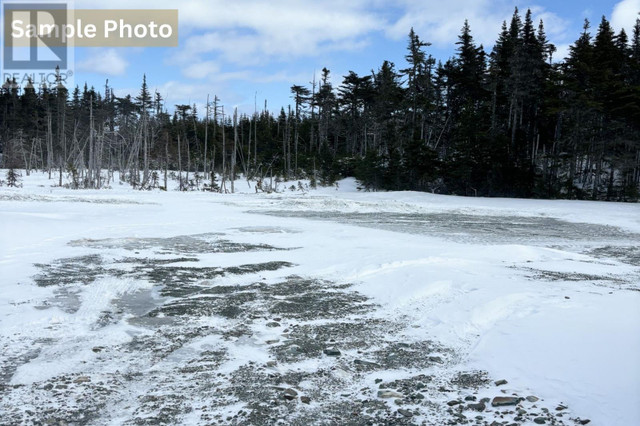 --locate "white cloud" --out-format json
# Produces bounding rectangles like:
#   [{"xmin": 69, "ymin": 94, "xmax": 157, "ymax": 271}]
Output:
[
  {"xmin": 182, "ymin": 60, "xmax": 221, "ymax": 80},
  {"xmin": 611, "ymin": 0, "xmax": 640, "ymax": 34},
  {"xmin": 553, "ymin": 43, "xmax": 571, "ymax": 62},
  {"xmin": 386, "ymin": 0, "xmax": 569, "ymax": 50},
  {"xmin": 76, "ymin": 48, "xmax": 129, "ymax": 75}
]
